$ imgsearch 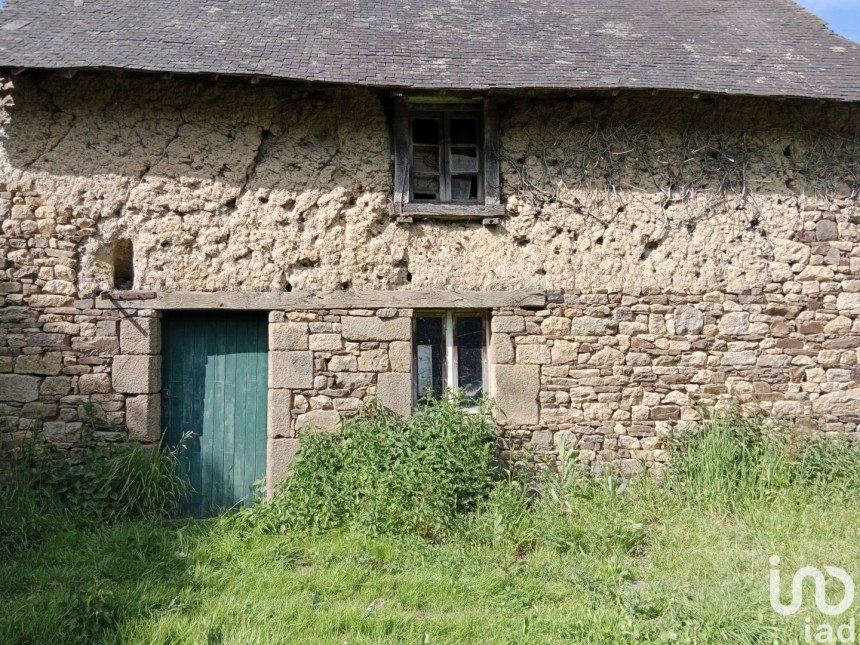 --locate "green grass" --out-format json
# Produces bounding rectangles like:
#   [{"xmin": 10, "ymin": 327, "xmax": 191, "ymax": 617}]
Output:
[
  {"xmin": 1, "ymin": 485, "xmax": 857, "ymax": 644},
  {"xmin": 2, "ymin": 404, "xmax": 859, "ymax": 643}
]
